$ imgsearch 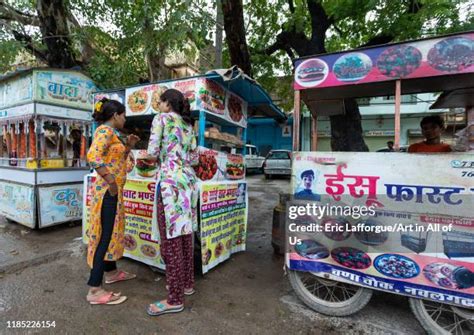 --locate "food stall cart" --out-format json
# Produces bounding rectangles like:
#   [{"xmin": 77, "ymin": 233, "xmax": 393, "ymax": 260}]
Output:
[
  {"xmin": 287, "ymin": 31, "xmax": 474, "ymax": 334},
  {"xmin": 83, "ymin": 68, "xmax": 285, "ymax": 273},
  {"xmin": 0, "ymin": 68, "xmax": 96, "ymax": 229}
]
